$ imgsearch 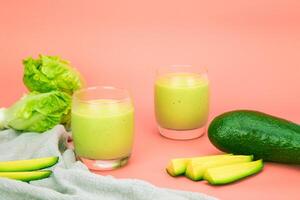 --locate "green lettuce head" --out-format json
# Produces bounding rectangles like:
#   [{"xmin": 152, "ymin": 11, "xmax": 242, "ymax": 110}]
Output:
[
  {"xmin": 0, "ymin": 91, "xmax": 71, "ymax": 133},
  {"xmin": 23, "ymin": 55, "xmax": 83, "ymax": 94}
]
